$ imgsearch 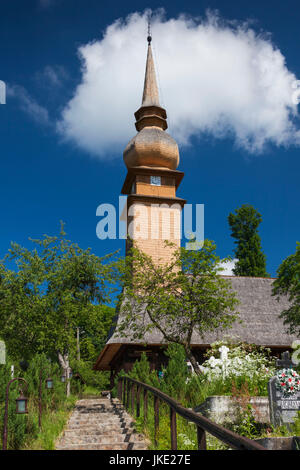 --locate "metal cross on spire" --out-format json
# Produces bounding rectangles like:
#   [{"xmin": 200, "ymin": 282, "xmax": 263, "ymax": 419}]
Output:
[{"xmin": 147, "ymin": 14, "xmax": 152, "ymax": 44}]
